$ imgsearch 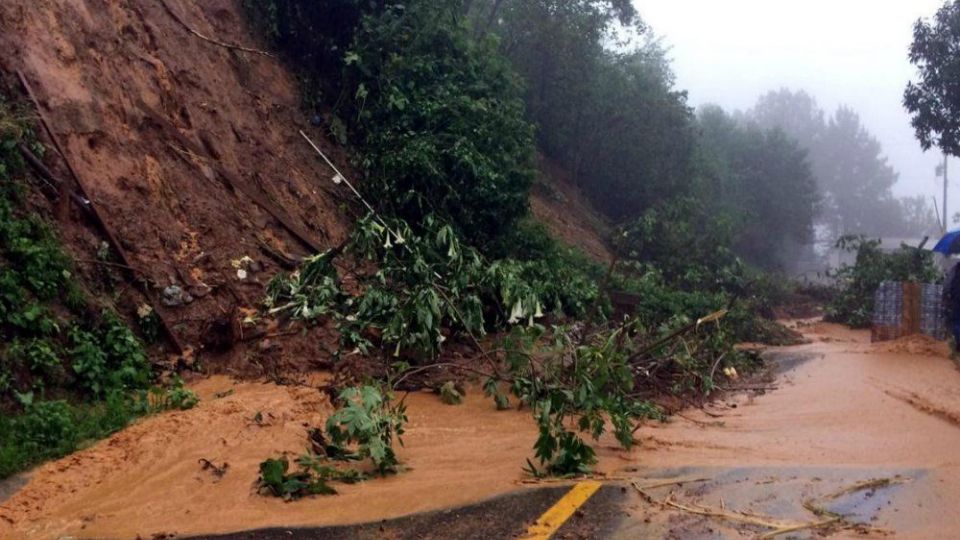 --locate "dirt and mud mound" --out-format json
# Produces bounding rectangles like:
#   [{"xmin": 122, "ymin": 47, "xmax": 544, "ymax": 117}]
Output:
[
  {"xmin": 870, "ymin": 333, "xmax": 951, "ymax": 357},
  {"xmin": 0, "ymin": 0, "xmax": 355, "ymax": 371},
  {"xmin": 531, "ymin": 157, "xmax": 614, "ymax": 263}
]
